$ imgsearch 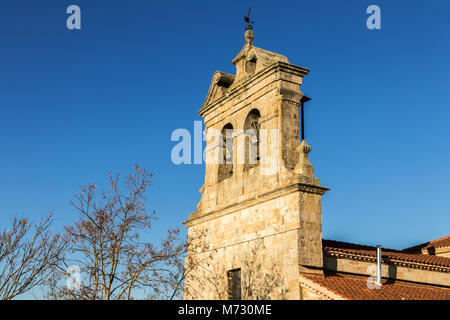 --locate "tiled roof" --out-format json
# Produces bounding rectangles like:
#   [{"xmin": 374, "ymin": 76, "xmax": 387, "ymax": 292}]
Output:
[
  {"xmin": 301, "ymin": 272, "xmax": 450, "ymax": 300},
  {"xmin": 323, "ymin": 239, "xmax": 450, "ymax": 272},
  {"xmin": 403, "ymin": 235, "xmax": 450, "ymax": 253}
]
